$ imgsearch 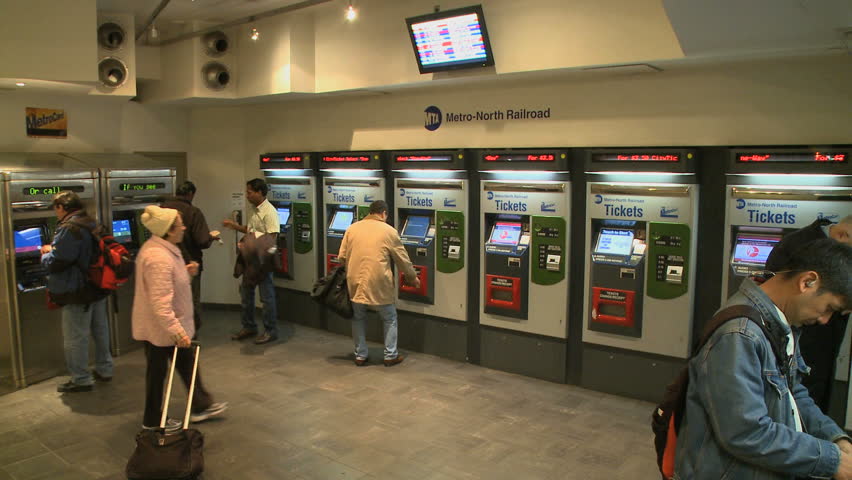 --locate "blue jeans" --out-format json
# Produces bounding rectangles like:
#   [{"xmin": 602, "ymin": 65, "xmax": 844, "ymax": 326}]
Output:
[
  {"xmin": 351, "ymin": 303, "xmax": 398, "ymax": 360},
  {"xmin": 240, "ymin": 272, "xmax": 278, "ymax": 336},
  {"xmin": 61, "ymin": 297, "xmax": 113, "ymax": 386}
]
